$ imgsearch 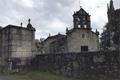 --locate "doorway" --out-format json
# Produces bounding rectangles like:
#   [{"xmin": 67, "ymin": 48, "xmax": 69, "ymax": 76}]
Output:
[{"xmin": 81, "ymin": 46, "xmax": 88, "ymax": 52}]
